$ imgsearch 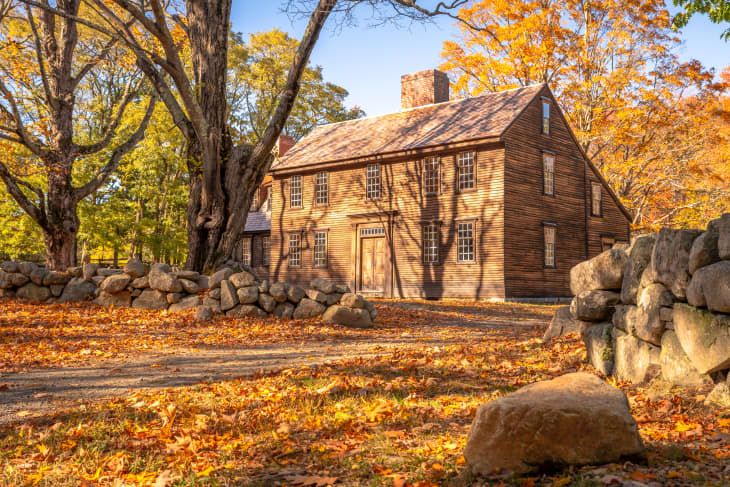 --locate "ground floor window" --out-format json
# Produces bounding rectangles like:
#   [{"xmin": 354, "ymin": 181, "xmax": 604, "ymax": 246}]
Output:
[
  {"xmin": 457, "ymin": 221, "xmax": 475, "ymax": 262},
  {"xmin": 422, "ymin": 223, "xmax": 439, "ymax": 263},
  {"xmin": 241, "ymin": 238, "xmax": 251, "ymax": 266},
  {"xmin": 544, "ymin": 224, "xmax": 556, "ymax": 267},
  {"xmin": 262, "ymin": 236, "xmax": 270, "ymax": 266},
  {"xmin": 314, "ymin": 231, "xmax": 327, "ymax": 268},
  {"xmin": 288, "ymin": 233, "xmax": 301, "ymax": 268}
]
